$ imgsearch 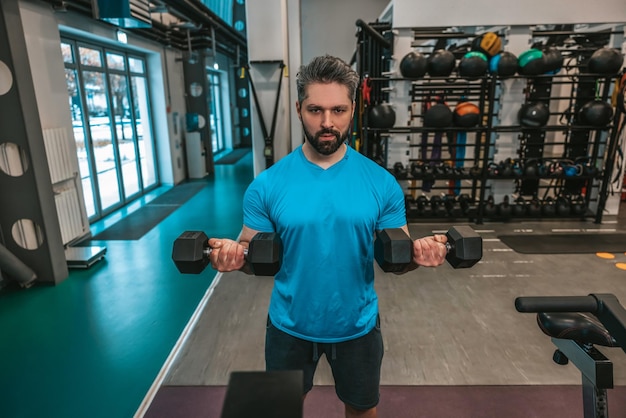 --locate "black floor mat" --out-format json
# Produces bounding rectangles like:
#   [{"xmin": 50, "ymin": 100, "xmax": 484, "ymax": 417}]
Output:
[
  {"xmin": 90, "ymin": 183, "xmax": 206, "ymax": 241},
  {"xmin": 499, "ymin": 233, "xmax": 626, "ymax": 254},
  {"xmin": 214, "ymin": 148, "xmax": 251, "ymax": 165}
]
